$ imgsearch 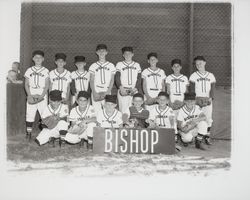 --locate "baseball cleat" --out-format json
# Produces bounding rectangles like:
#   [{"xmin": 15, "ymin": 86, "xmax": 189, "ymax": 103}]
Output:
[
  {"xmin": 195, "ymin": 139, "xmax": 206, "ymax": 150},
  {"xmin": 204, "ymin": 136, "xmax": 212, "ymax": 145},
  {"xmin": 87, "ymin": 143, "xmax": 93, "ymax": 151}
]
